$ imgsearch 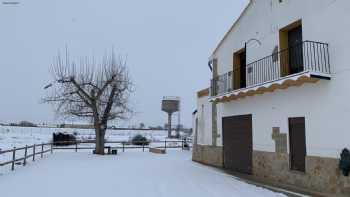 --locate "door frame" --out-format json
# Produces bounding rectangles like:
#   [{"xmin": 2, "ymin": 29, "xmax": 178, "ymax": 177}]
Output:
[{"xmin": 279, "ymin": 20, "xmax": 302, "ymax": 77}]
